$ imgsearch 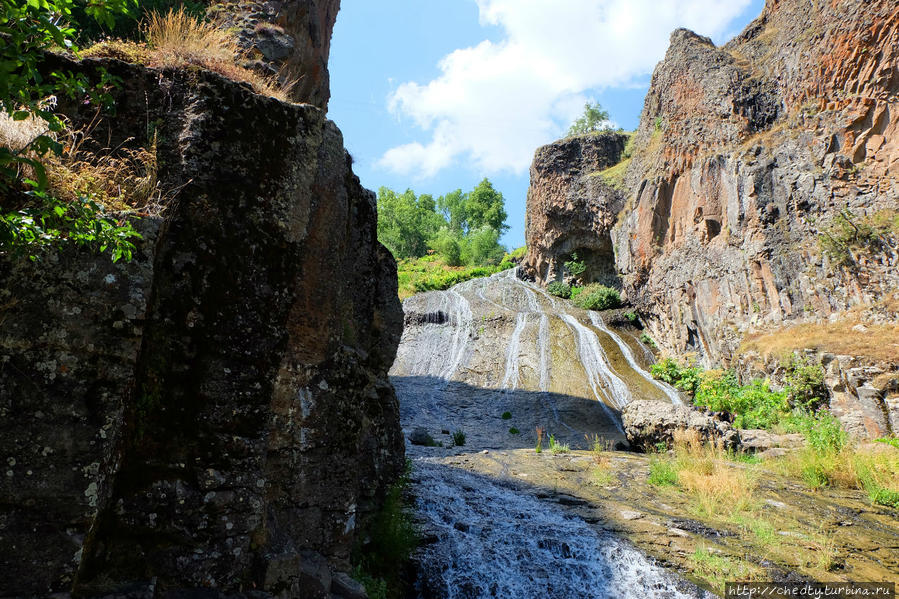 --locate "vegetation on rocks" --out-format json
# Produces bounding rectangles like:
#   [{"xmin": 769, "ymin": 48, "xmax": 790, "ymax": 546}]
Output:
[{"xmin": 395, "ymin": 250, "xmax": 519, "ymax": 298}]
